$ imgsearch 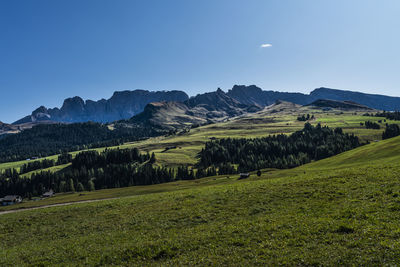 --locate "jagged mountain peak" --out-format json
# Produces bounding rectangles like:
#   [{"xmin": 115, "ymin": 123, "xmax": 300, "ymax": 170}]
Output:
[
  {"xmin": 32, "ymin": 106, "xmax": 48, "ymax": 114},
  {"xmin": 186, "ymin": 88, "xmax": 243, "ymax": 110}
]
